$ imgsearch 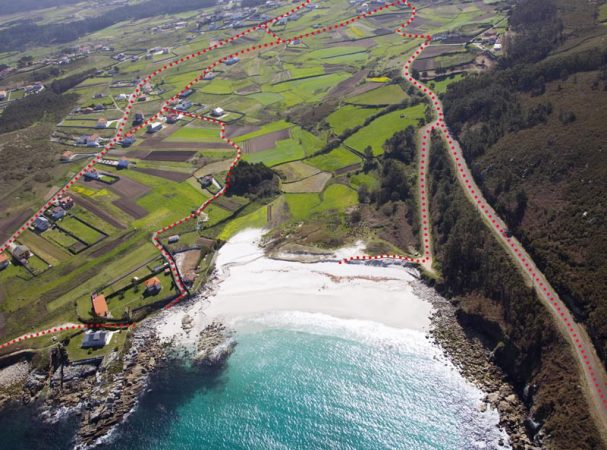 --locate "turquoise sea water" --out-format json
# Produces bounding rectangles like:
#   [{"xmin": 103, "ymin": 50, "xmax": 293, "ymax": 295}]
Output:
[
  {"xmin": 0, "ymin": 312, "xmax": 506, "ymax": 449},
  {"xmin": 106, "ymin": 312, "xmax": 505, "ymax": 450}
]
